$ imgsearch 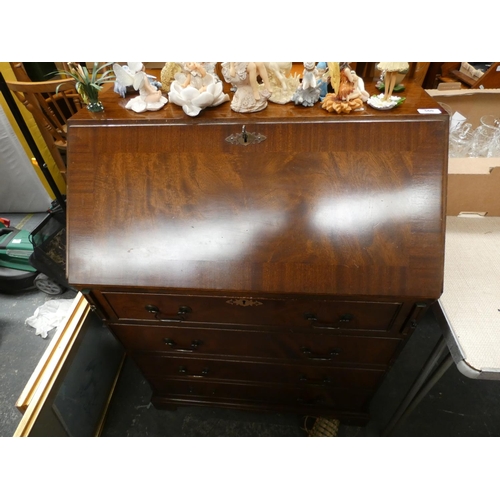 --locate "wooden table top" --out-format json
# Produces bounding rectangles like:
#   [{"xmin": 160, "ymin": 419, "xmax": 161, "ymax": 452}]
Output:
[{"xmin": 68, "ymin": 81, "xmax": 449, "ymax": 126}]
